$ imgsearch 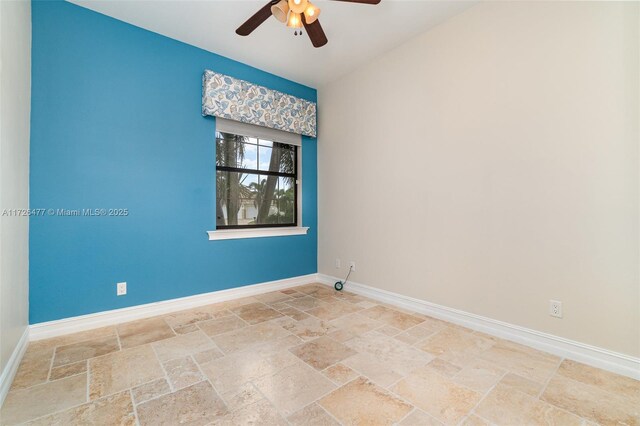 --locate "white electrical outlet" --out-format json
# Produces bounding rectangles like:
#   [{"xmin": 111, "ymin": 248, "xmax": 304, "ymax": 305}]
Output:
[
  {"xmin": 549, "ymin": 300, "xmax": 562, "ymax": 318},
  {"xmin": 349, "ymin": 261, "xmax": 356, "ymax": 272},
  {"xmin": 335, "ymin": 258, "xmax": 341, "ymax": 269},
  {"xmin": 117, "ymin": 282, "xmax": 127, "ymax": 296}
]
